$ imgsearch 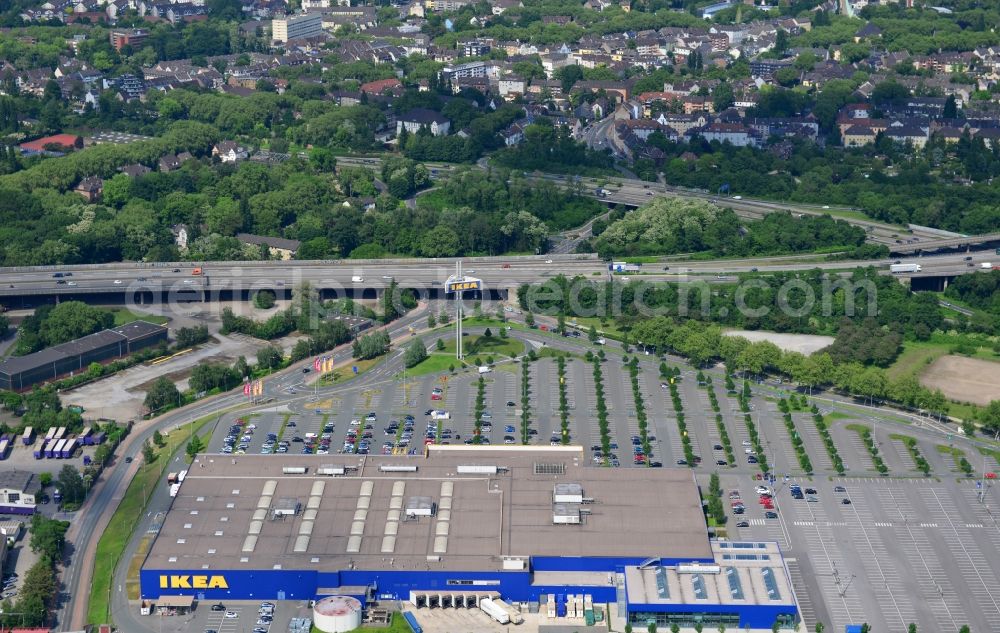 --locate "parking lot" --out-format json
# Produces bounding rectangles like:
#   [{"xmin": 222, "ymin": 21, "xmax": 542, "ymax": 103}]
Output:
[
  {"xmin": 193, "ymin": 333, "xmax": 1000, "ymax": 631},
  {"xmin": 153, "ymin": 600, "xmax": 310, "ymax": 633},
  {"xmin": 721, "ymin": 472, "xmax": 1000, "ymax": 632}
]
